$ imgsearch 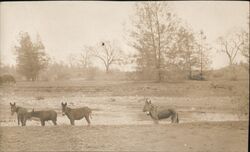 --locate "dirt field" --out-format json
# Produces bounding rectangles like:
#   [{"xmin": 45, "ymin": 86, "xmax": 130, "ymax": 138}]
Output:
[
  {"xmin": 0, "ymin": 122, "xmax": 248, "ymax": 152},
  {"xmin": 0, "ymin": 80, "xmax": 249, "ymax": 152}
]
